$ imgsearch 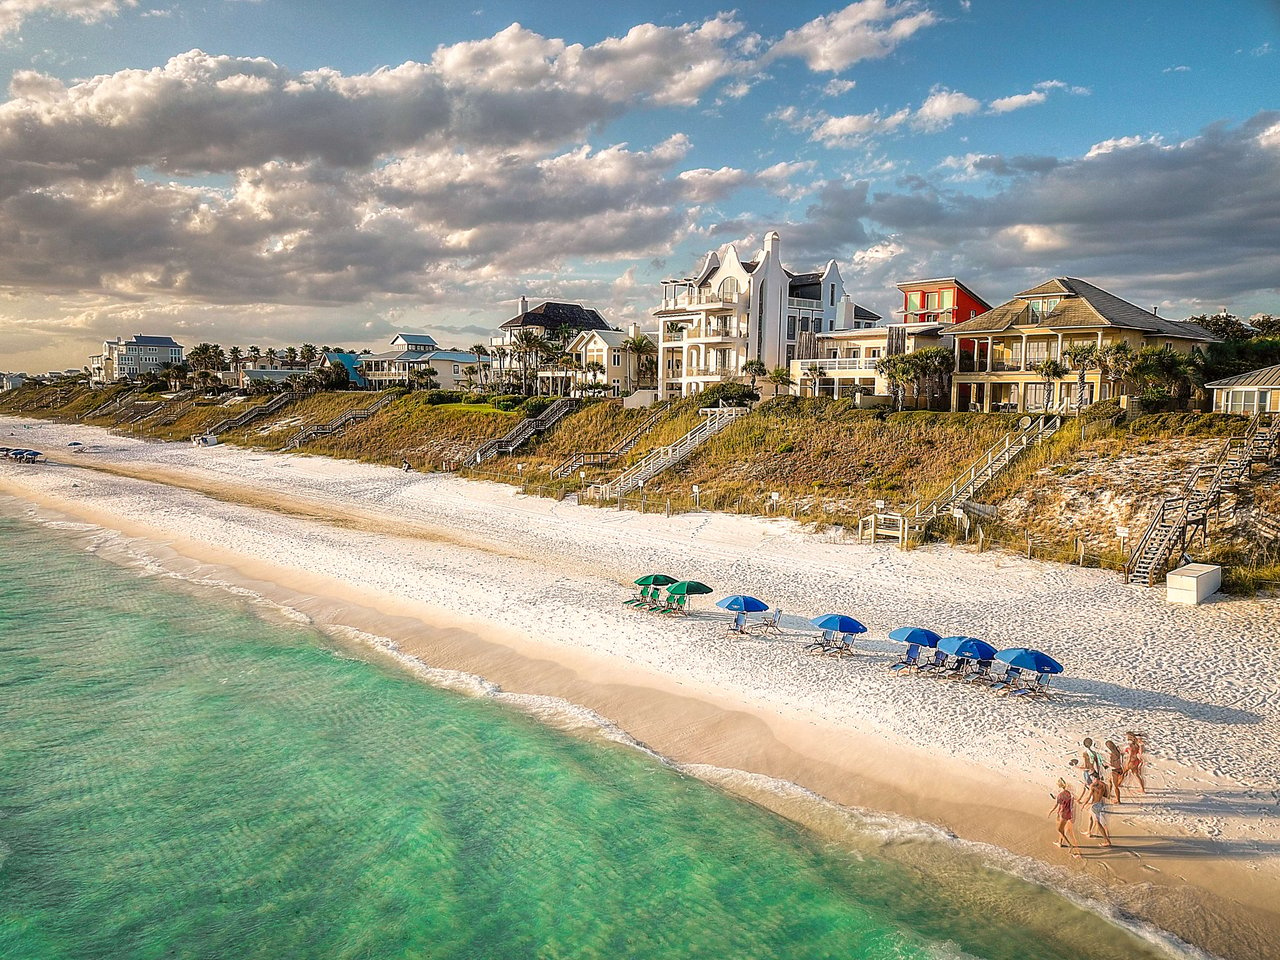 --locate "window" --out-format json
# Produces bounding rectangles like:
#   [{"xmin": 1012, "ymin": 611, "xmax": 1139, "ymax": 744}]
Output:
[
  {"xmin": 453, "ymin": 365, "xmax": 460, "ymax": 374},
  {"xmin": 940, "ymin": 289, "xmax": 954, "ymax": 310},
  {"xmin": 718, "ymin": 277, "xmax": 738, "ymax": 300},
  {"xmin": 1029, "ymin": 298, "xmax": 1061, "ymax": 323},
  {"xmin": 926, "ymin": 292, "xmax": 939, "ymax": 310},
  {"xmin": 829, "ymin": 284, "xmax": 836, "ymax": 306},
  {"xmin": 800, "ymin": 318, "xmax": 810, "ymax": 333},
  {"xmin": 787, "ymin": 316, "xmax": 796, "ymax": 339},
  {"xmin": 907, "ymin": 291, "xmax": 922, "ymax": 312},
  {"xmin": 612, "ymin": 351, "xmax": 621, "ymax": 367}
]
